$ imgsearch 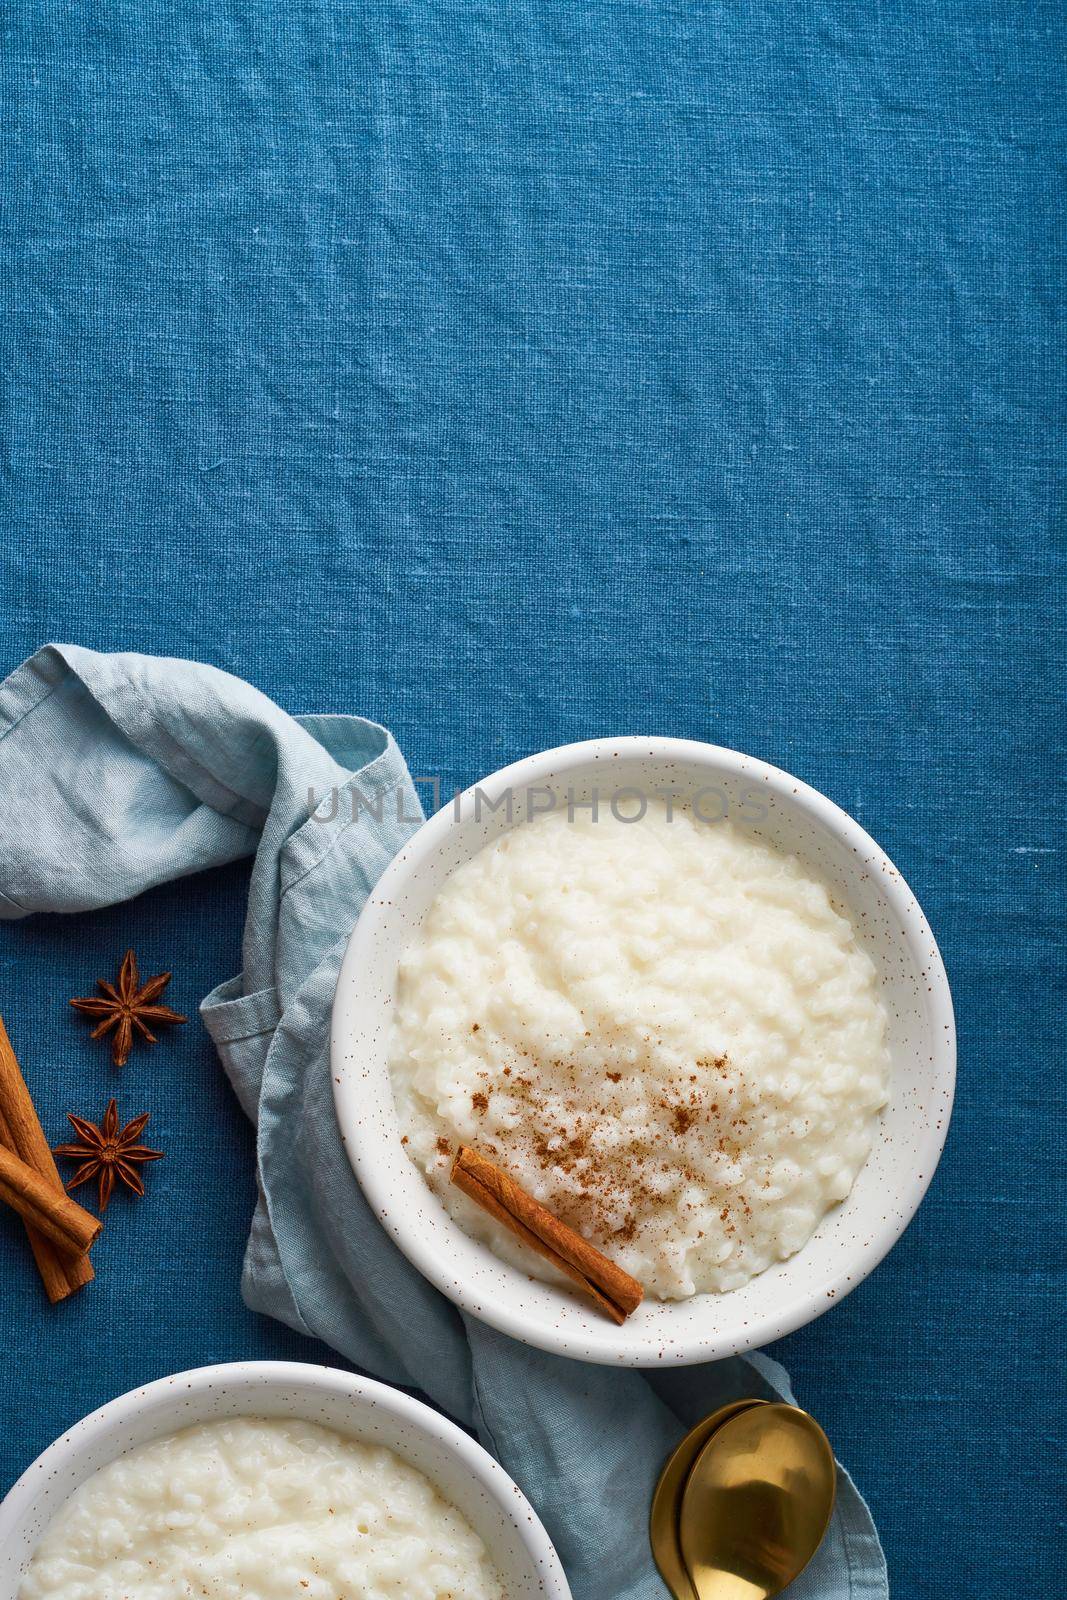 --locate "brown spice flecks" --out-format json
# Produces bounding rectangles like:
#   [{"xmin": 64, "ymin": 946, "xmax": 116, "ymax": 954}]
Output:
[
  {"xmin": 436, "ymin": 1136, "xmax": 452, "ymax": 1156},
  {"xmin": 458, "ymin": 1049, "xmax": 745, "ymax": 1253},
  {"xmin": 471, "ymin": 1023, "xmax": 480, "ymax": 1032}
]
